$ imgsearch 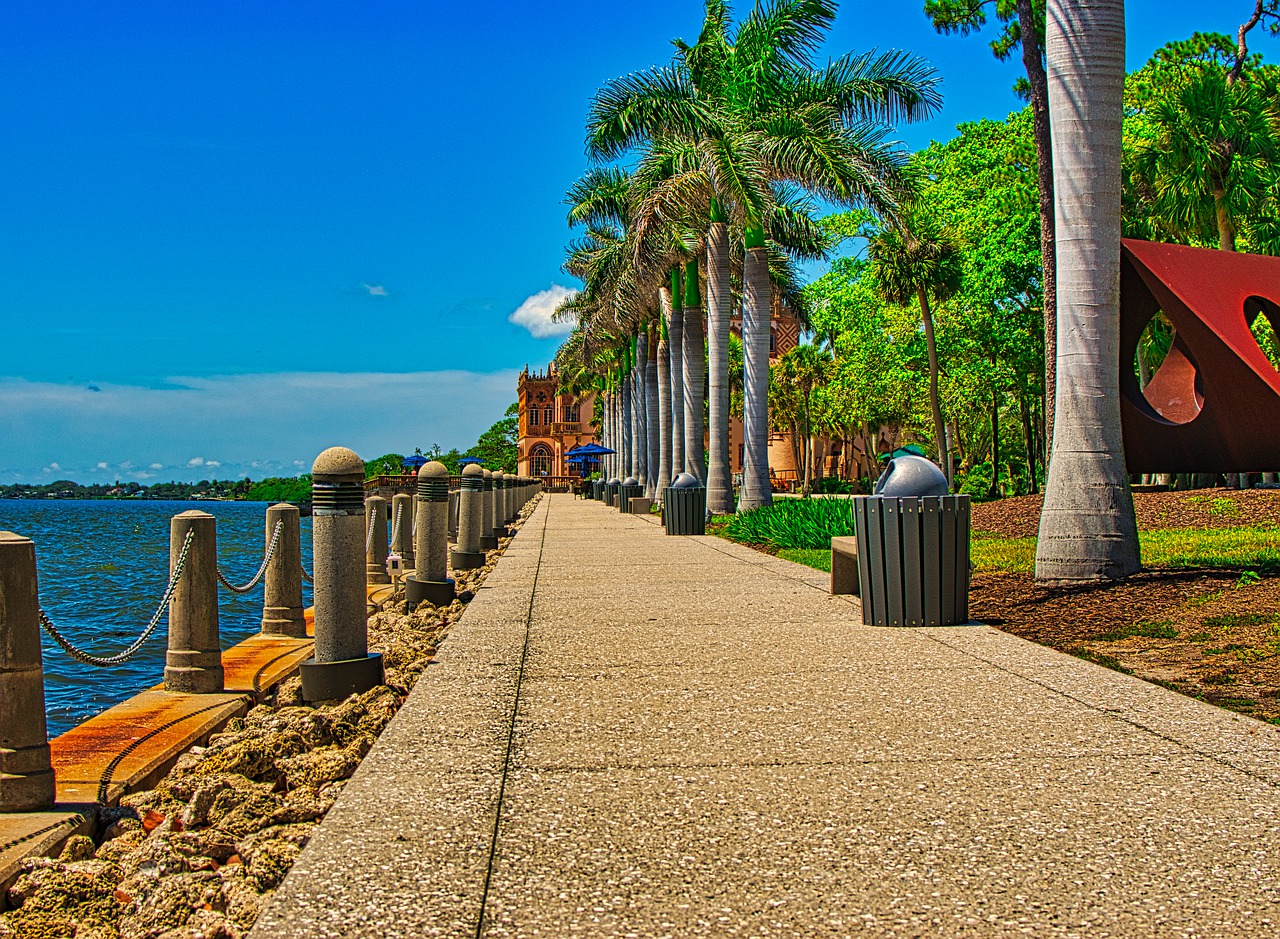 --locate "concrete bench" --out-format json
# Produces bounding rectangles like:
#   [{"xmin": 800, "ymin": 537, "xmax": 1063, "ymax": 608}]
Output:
[
  {"xmin": 830, "ymin": 536, "xmax": 860, "ymax": 596},
  {"xmin": 627, "ymin": 497, "xmax": 653, "ymax": 515}
]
